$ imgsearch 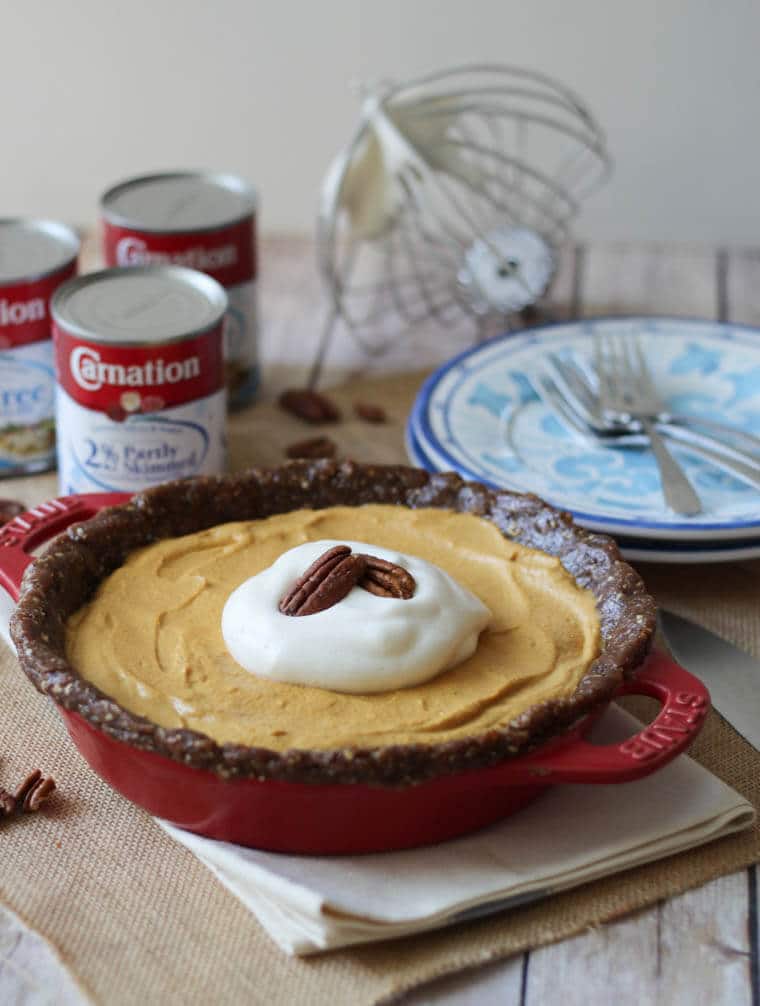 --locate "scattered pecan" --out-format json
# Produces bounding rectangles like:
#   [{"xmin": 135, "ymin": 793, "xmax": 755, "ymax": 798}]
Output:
[
  {"xmin": 0, "ymin": 788, "xmax": 15, "ymax": 817},
  {"xmin": 279, "ymin": 545, "xmax": 366, "ymax": 616},
  {"xmin": 14, "ymin": 769, "xmax": 56, "ymax": 812},
  {"xmin": 285, "ymin": 435, "xmax": 336, "ymax": 460},
  {"xmin": 354, "ymin": 402, "xmax": 387, "ymax": 424},
  {"xmin": 0, "ymin": 499, "xmax": 25, "ymax": 526},
  {"xmin": 279, "ymin": 388, "xmax": 341, "ymax": 424},
  {"xmin": 519, "ymin": 303, "xmax": 545, "ymax": 325},
  {"xmin": 24, "ymin": 776, "xmax": 56, "ymax": 812},
  {"xmin": 357, "ymin": 554, "xmax": 416, "ymax": 599}
]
